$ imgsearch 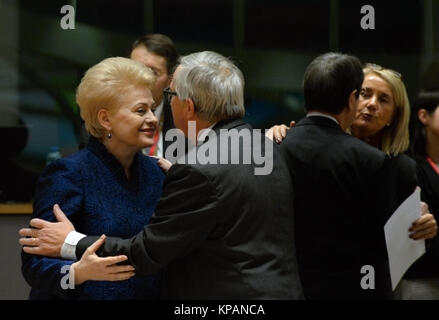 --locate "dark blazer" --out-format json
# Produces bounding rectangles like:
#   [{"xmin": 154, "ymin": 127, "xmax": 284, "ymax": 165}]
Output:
[
  {"xmin": 280, "ymin": 116, "xmax": 417, "ymax": 300},
  {"xmin": 77, "ymin": 119, "xmax": 303, "ymax": 300},
  {"xmin": 22, "ymin": 137, "xmax": 164, "ymax": 299},
  {"xmin": 405, "ymin": 157, "xmax": 439, "ymax": 278}
]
